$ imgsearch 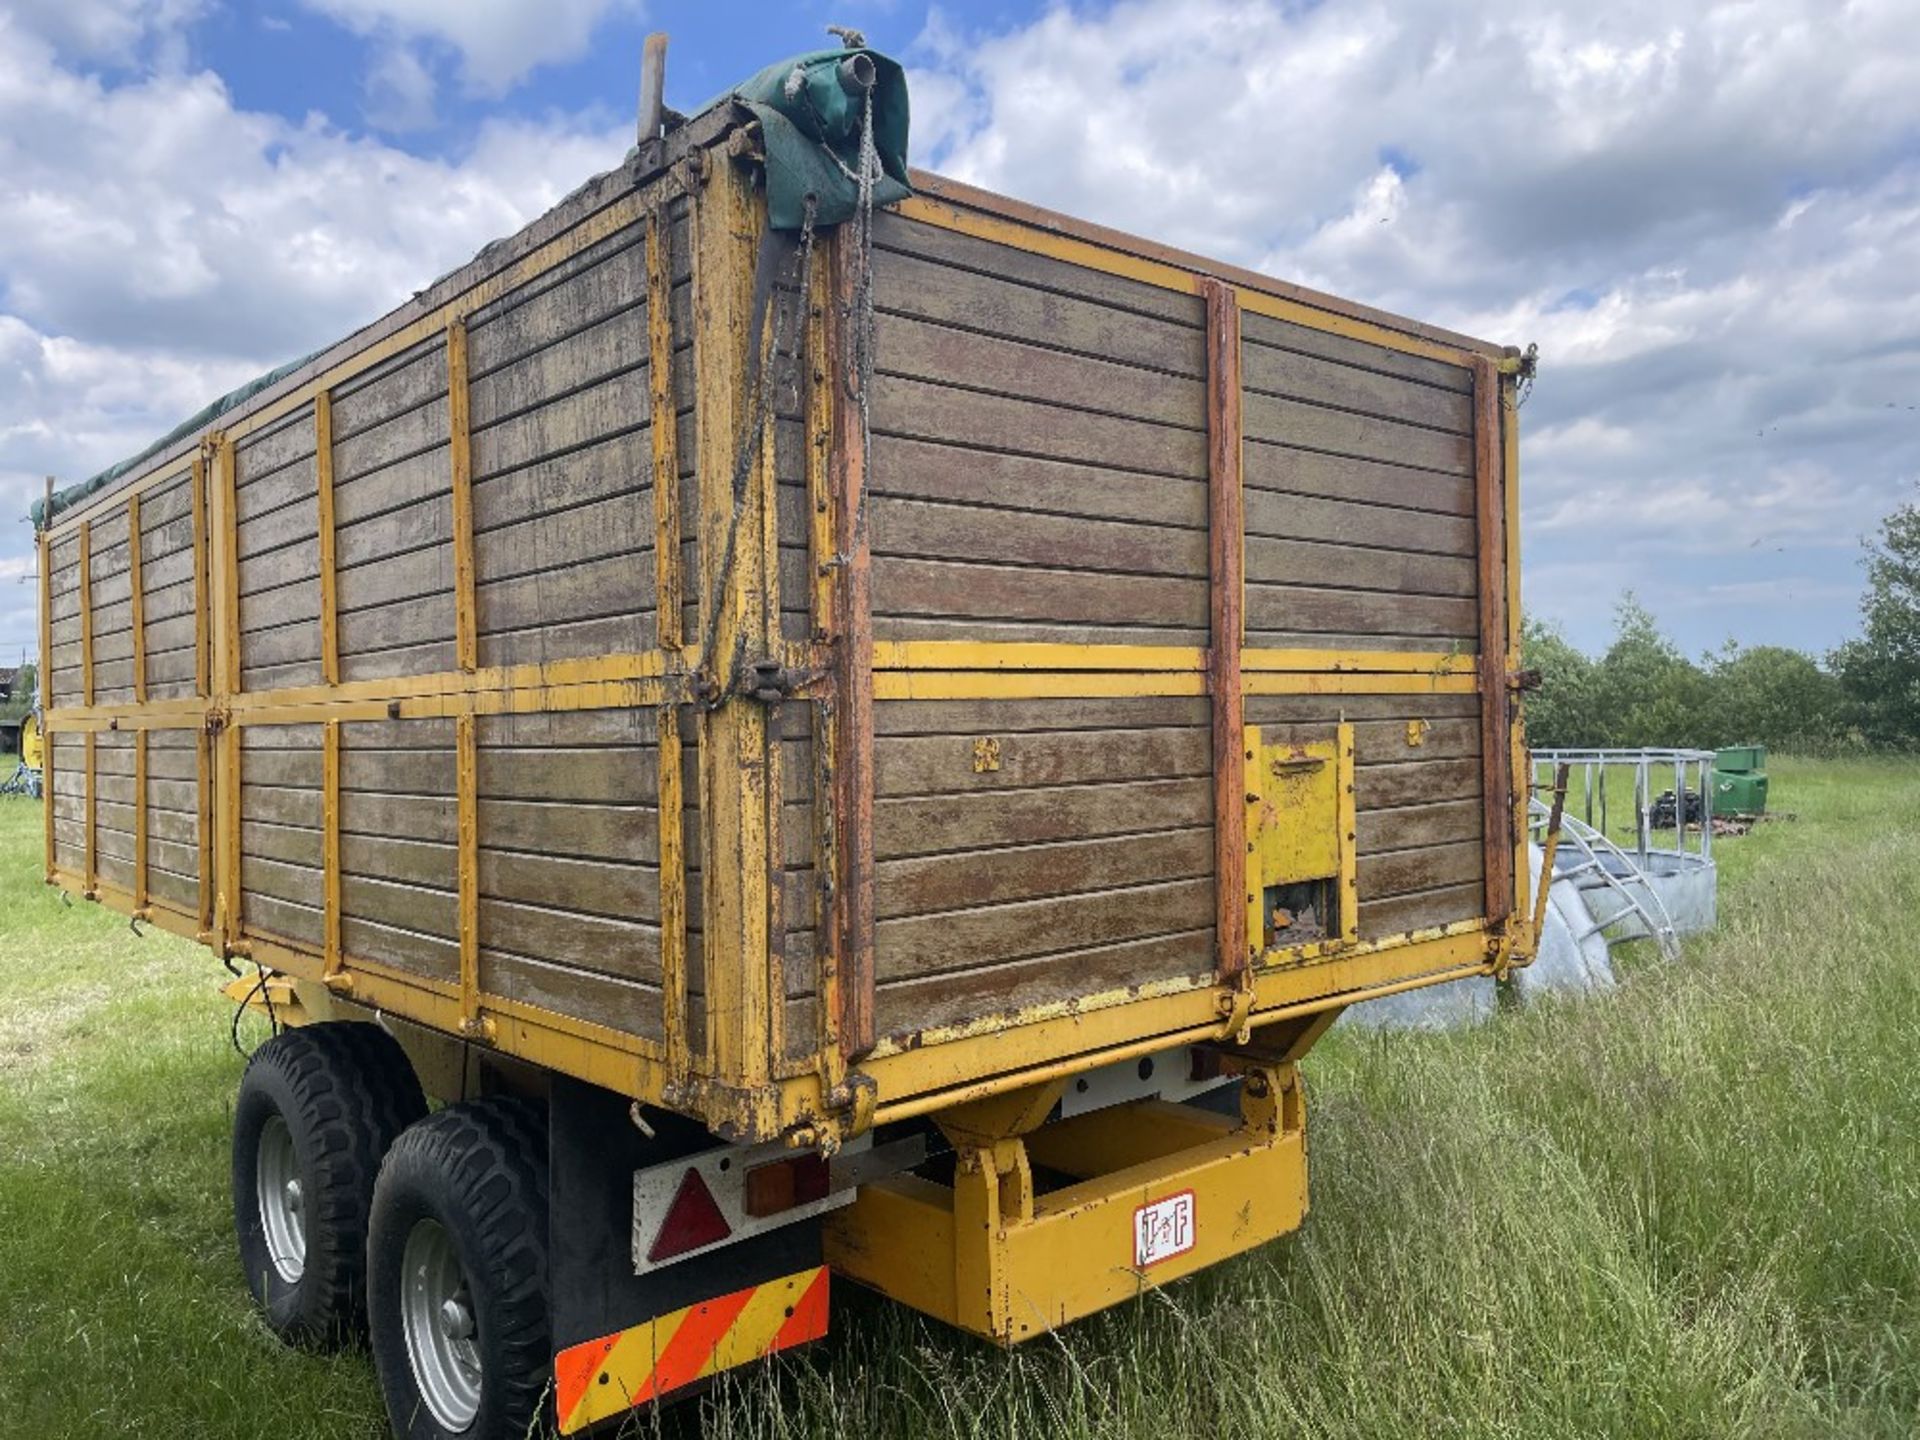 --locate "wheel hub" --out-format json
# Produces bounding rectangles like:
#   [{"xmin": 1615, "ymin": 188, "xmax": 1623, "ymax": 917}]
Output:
[
  {"xmin": 255, "ymin": 1114, "xmax": 307, "ymax": 1284},
  {"xmin": 401, "ymin": 1218, "xmax": 483, "ymax": 1430}
]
